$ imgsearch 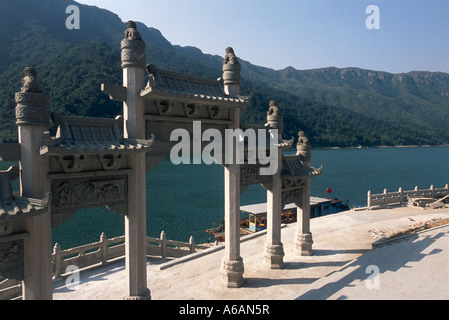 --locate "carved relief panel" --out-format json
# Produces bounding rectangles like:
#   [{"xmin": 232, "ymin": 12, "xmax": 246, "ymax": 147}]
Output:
[
  {"xmin": 0, "ymin": 237, "xmax": 26, "ymax": 281},
  {"xmin": 49, "ymin": 171, "xmax": 129, "ymax": 227}
]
